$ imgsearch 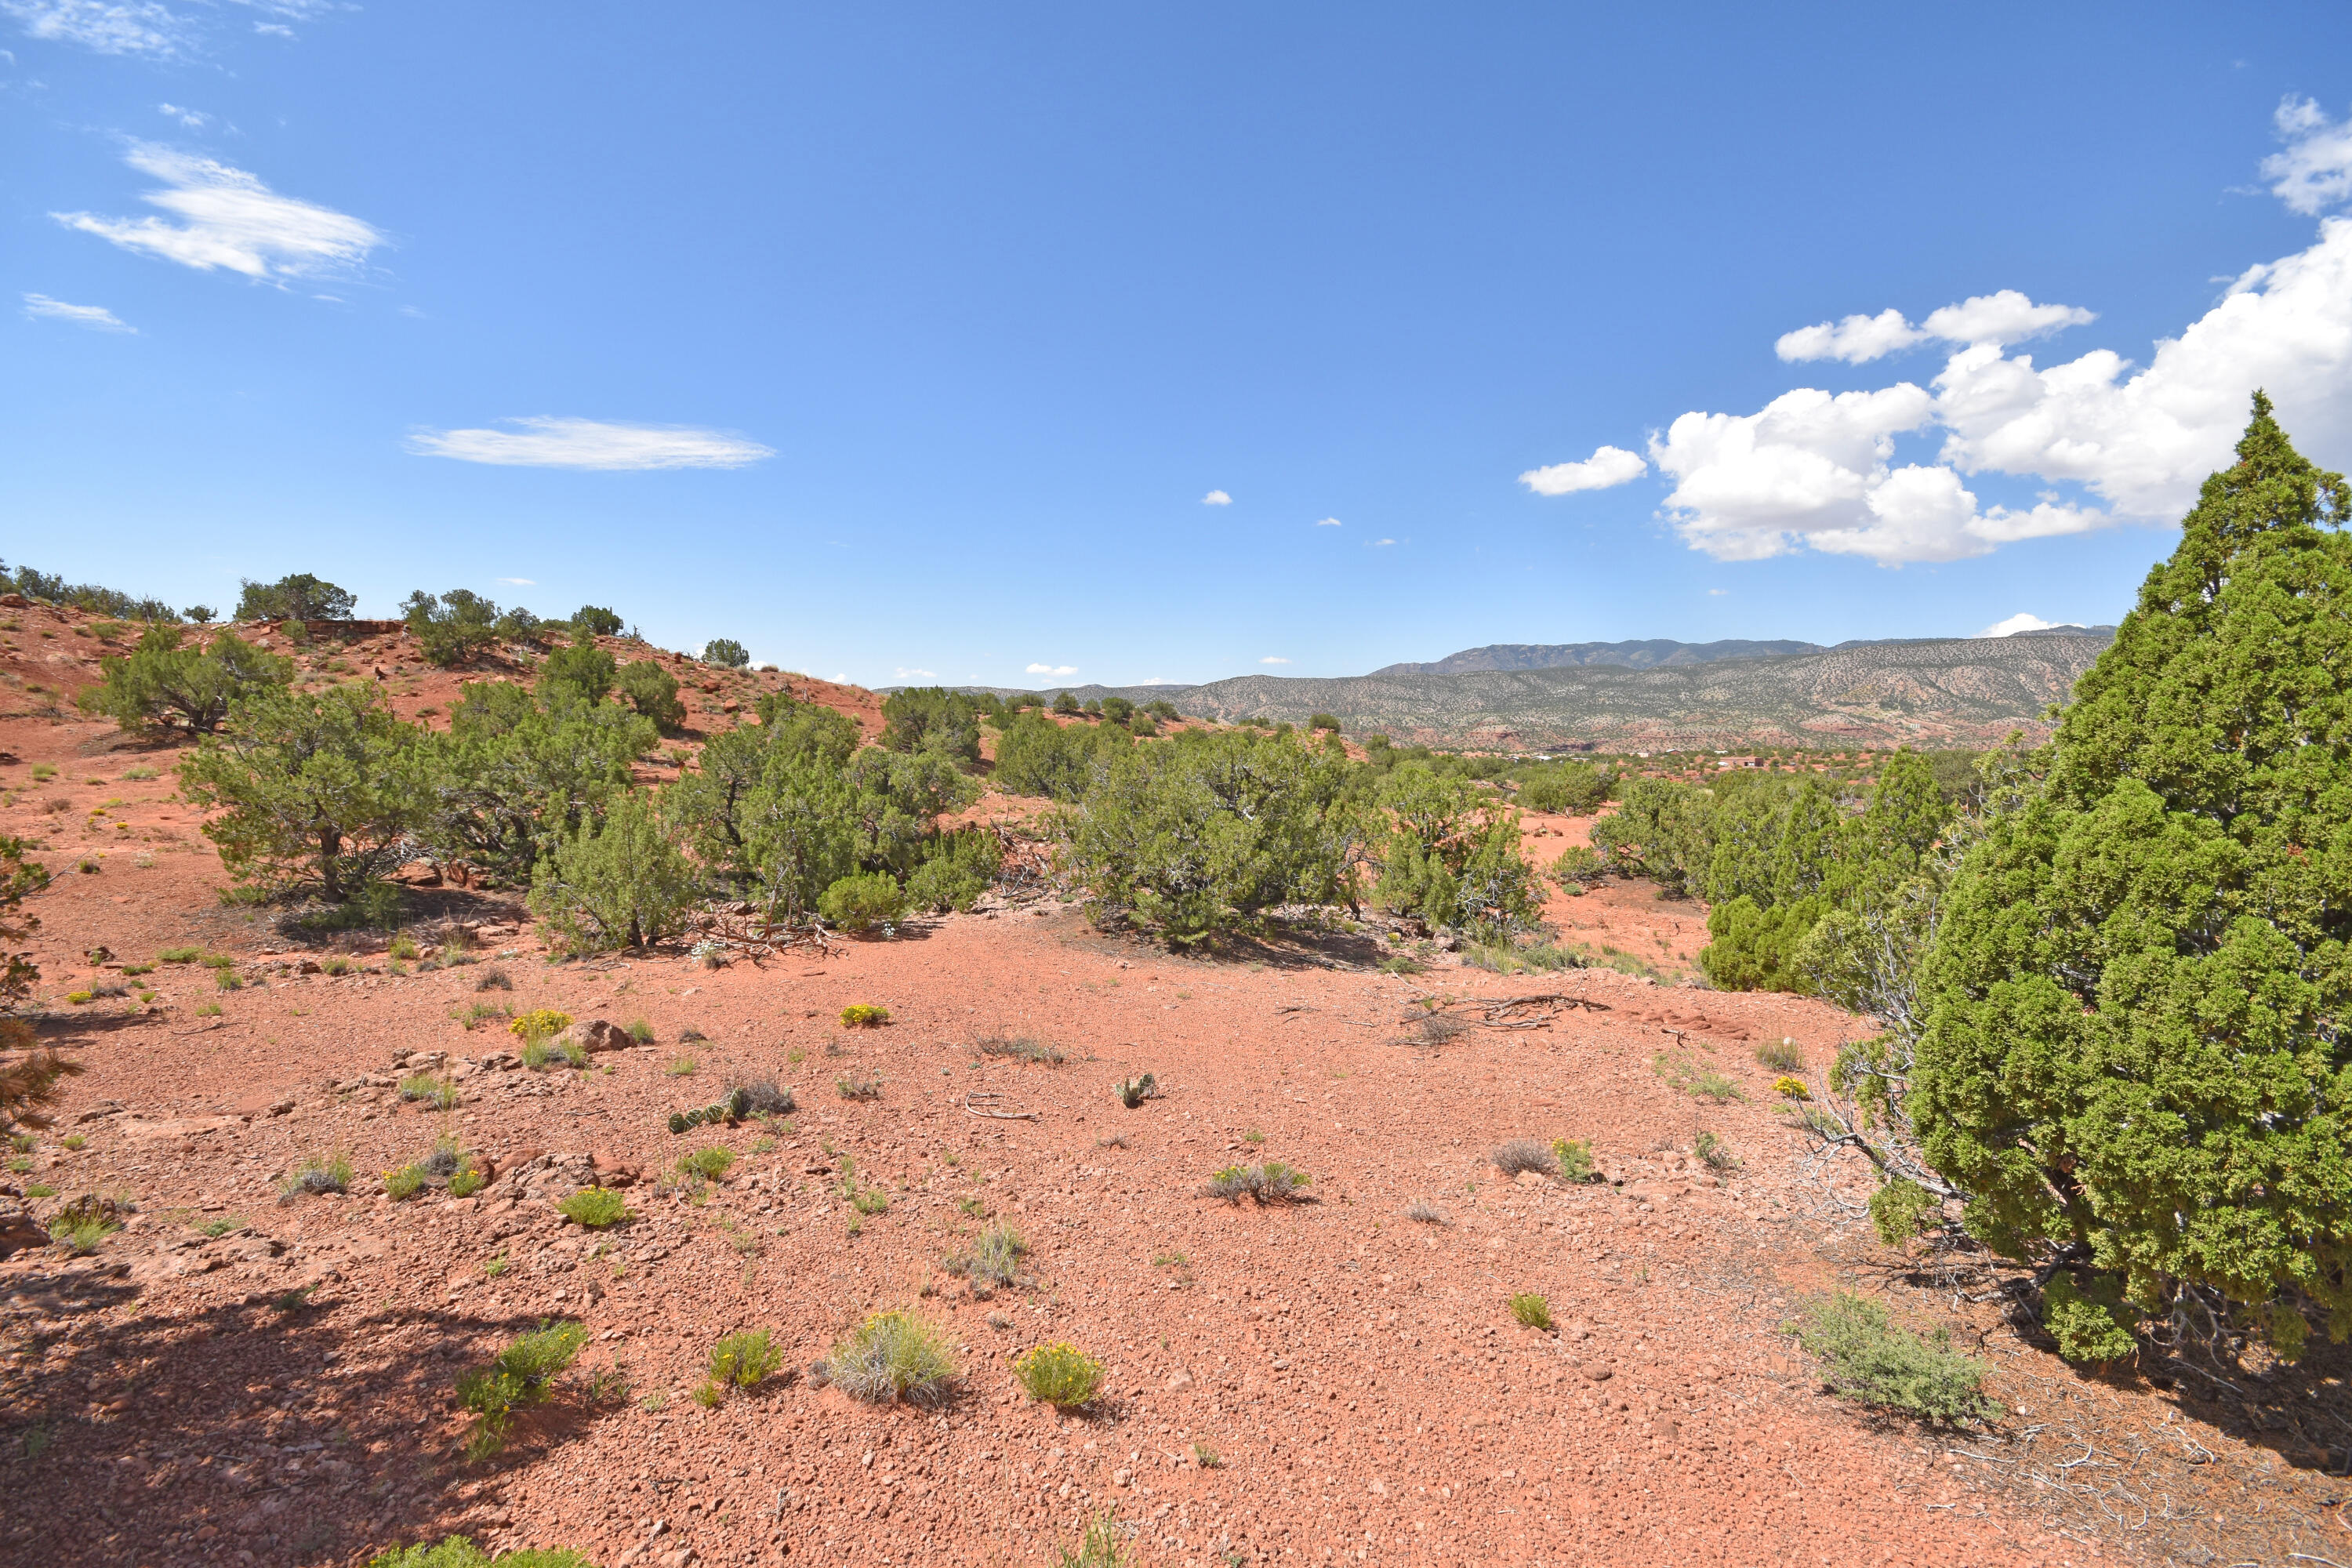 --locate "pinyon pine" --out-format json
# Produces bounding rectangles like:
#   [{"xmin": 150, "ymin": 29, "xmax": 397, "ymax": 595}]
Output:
[{"xmin": 1916, "ymin": 394, "xmax": 2352, "ymax": 1358}]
